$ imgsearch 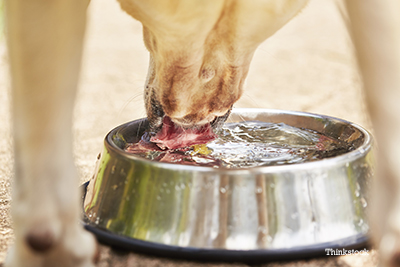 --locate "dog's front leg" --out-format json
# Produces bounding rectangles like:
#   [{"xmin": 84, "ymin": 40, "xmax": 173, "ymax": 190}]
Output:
[
  {"xmin": 5, "ymin": 0, "xmax": 97, "ymax": 266},
  {"xmin": 346, "ymin": 0, "xmax": 400, "ymax": 266}
]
